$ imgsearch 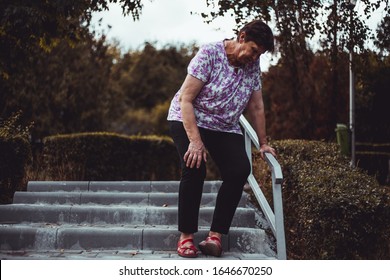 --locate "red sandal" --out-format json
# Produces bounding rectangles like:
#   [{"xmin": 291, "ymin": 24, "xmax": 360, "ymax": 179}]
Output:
[
  {"xmin": 177, "ymin": 238, "xmax": 198, "ymax": 258},
  {"xmin": 199, "ymin": 235, "xmax": 222, "ymax": 257}
]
